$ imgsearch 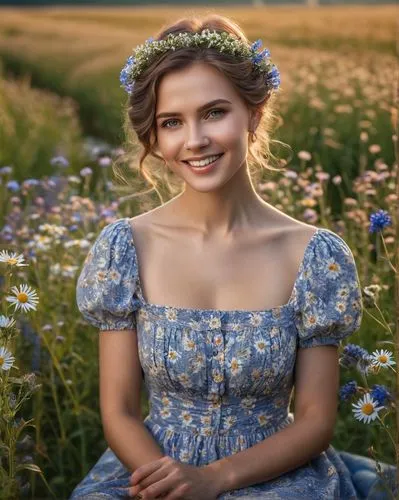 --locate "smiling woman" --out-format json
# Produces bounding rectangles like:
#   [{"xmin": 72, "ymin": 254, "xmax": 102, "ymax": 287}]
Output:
[
  {"xmin": 114, "ymin": 15, "xmax": 286, "ymax": 205},
  {"xmin": 69, "ymin": 11, "xmax": 397, "ymax": 500}
]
